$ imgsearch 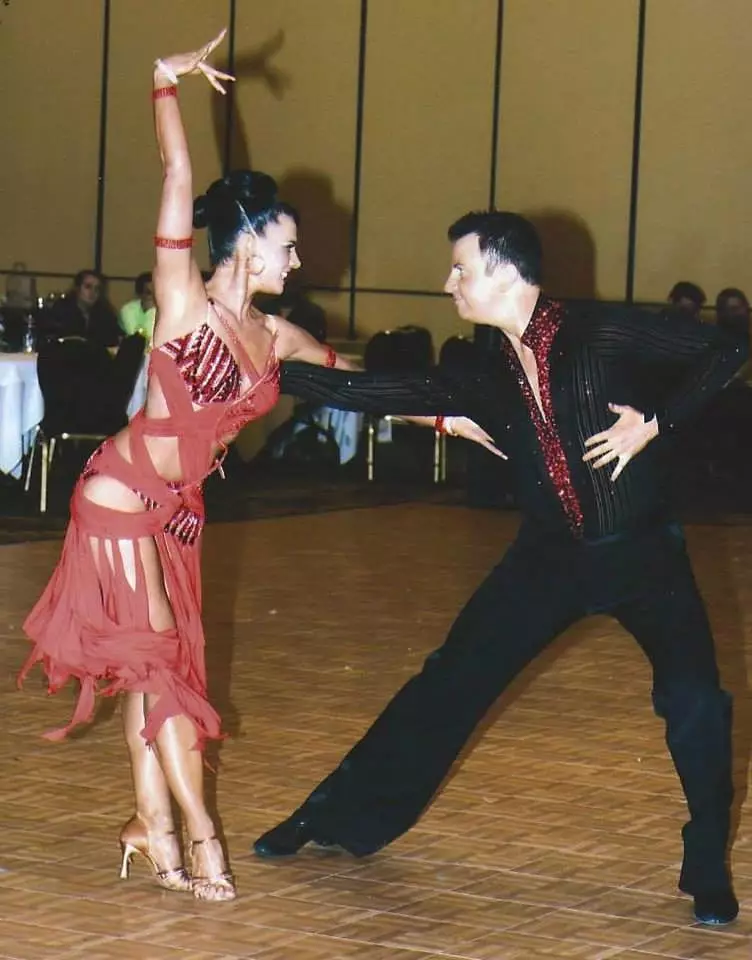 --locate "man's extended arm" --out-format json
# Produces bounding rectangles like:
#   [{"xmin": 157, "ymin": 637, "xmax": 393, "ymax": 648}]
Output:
[
  {"xmin": 602, "ymin": 305, "xmax": 749, "ymax": 432},
  {"xmin": 583, "ymin": 305, "xmax": 749, "ymax": 480},
  {"xmin": 279, "ymin": 362, "xmax": 472, "ymax": 418}
]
